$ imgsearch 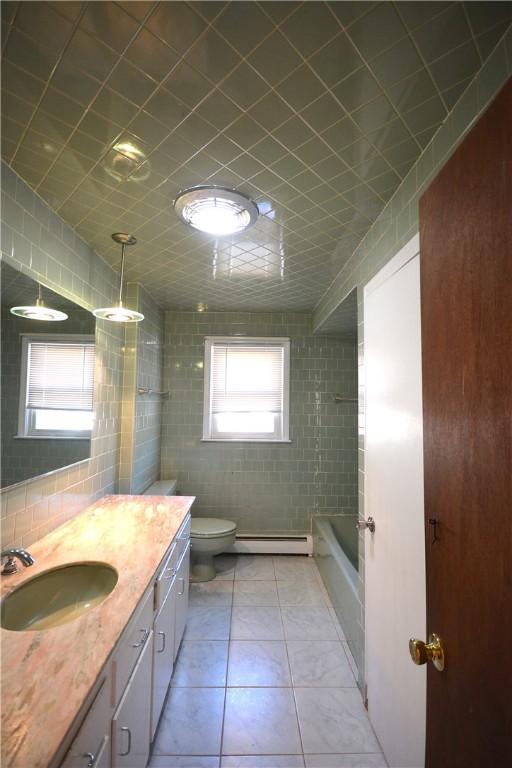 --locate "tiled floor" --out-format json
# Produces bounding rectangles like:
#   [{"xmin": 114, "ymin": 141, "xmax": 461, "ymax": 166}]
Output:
[{"xmin": 151, "ymin": 555, "xmax": 386, "ymax": 768}]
